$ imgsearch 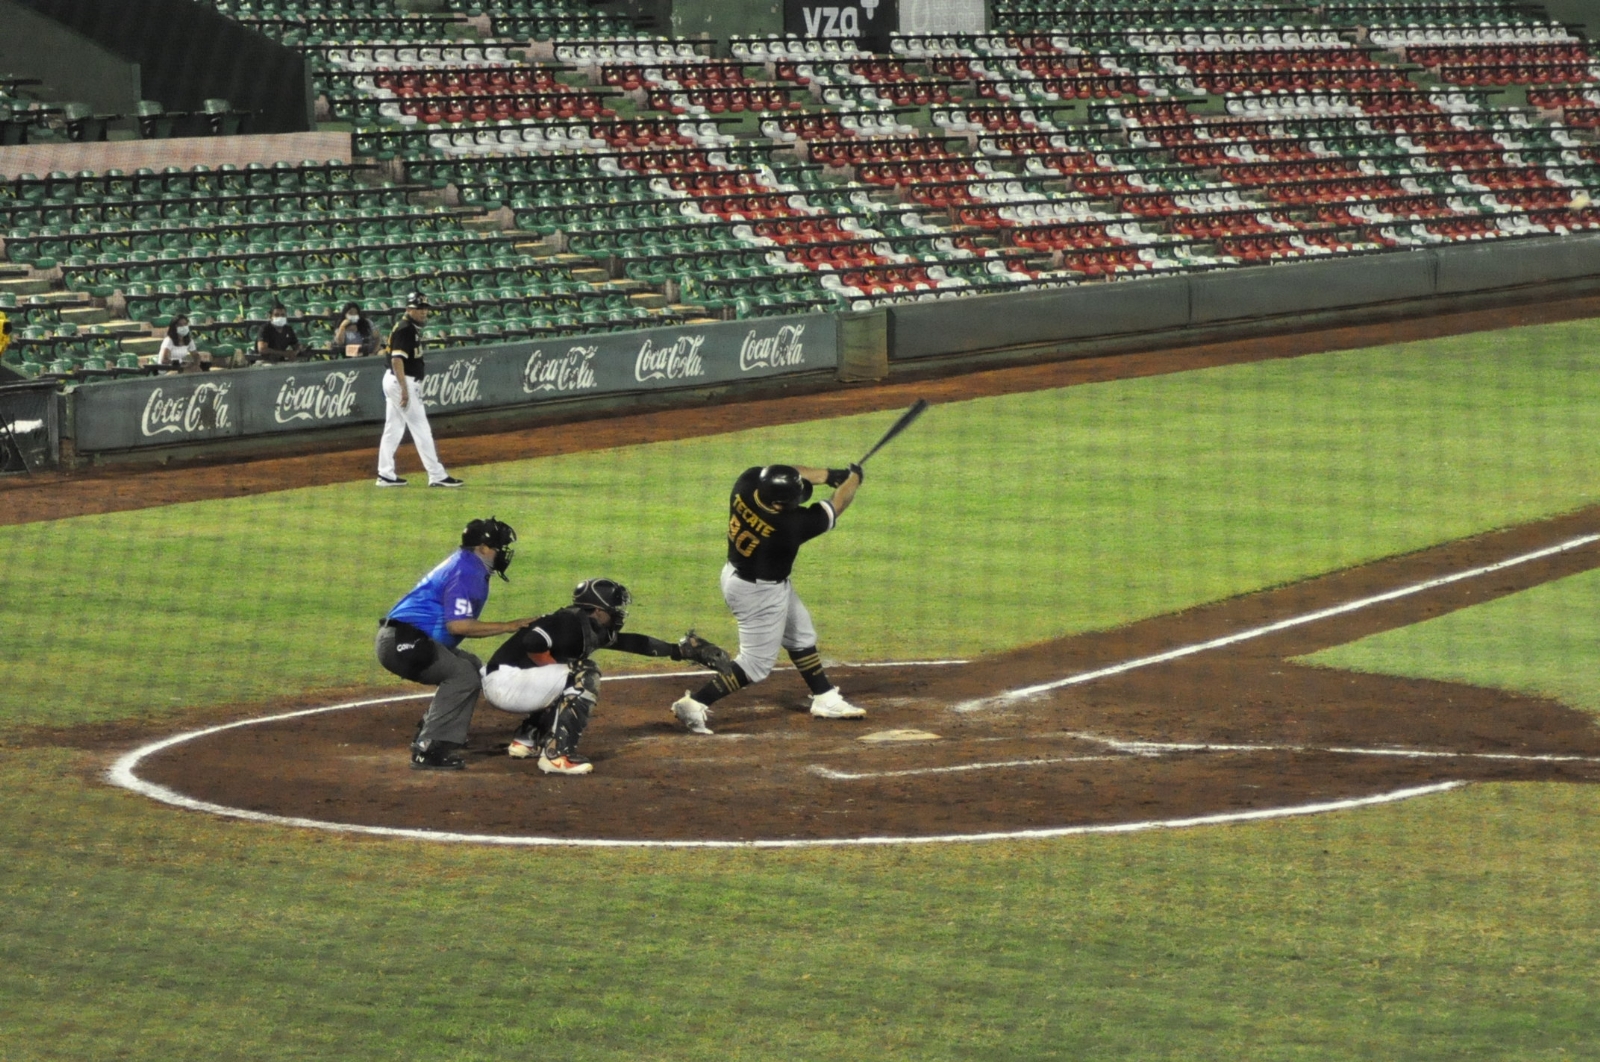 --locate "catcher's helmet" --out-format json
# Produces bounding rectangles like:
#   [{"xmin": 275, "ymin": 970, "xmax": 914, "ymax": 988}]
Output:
[
  {"xmin": 461, "ymin": 516, "xmax": 517, "ymax": 581},
  {"xmin": 572, "ymin": 577, "xmax": 631, "ymax": 628},
  {"xmin": 754, "ymin": 464, "xmax": 811, "ymax": 511}
]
